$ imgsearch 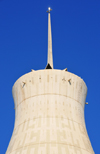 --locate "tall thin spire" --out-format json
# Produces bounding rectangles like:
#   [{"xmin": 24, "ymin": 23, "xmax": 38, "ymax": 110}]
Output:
[{"xmin": 47, "ymin": 7, "xmax": 53, "ymax": 69}]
